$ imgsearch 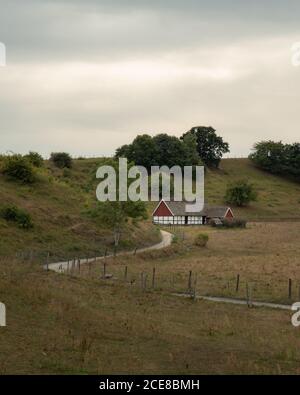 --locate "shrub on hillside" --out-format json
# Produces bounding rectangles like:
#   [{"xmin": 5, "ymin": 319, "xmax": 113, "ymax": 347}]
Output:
[
  {"xmin": 249, "ymin": 140, "xmax": 300, "ymax": 181},
  {"xmin": 222, "ymin": 218, "xmax": 247, "ymax": 228},
  {"xmin": 225, "ymin": 180, "xmax": 257, "ymax": 207},
  {"xmin": 24, "ymin": 151, "xmax": 44, "ymax": 167},
  {"xmin": 0, "ymin": 205, "xmax": 34, "ymax": 229},
  {"xmin": 1, "ymin": 154, "xmax": 36, "ymax": 183},
  {"xmin": 50, "ymin": 152, "xmax": 73, "ymax": 169},
  {"xmin": 194, "ymin": 233, "xmax": 209, "ymax": 247}
]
